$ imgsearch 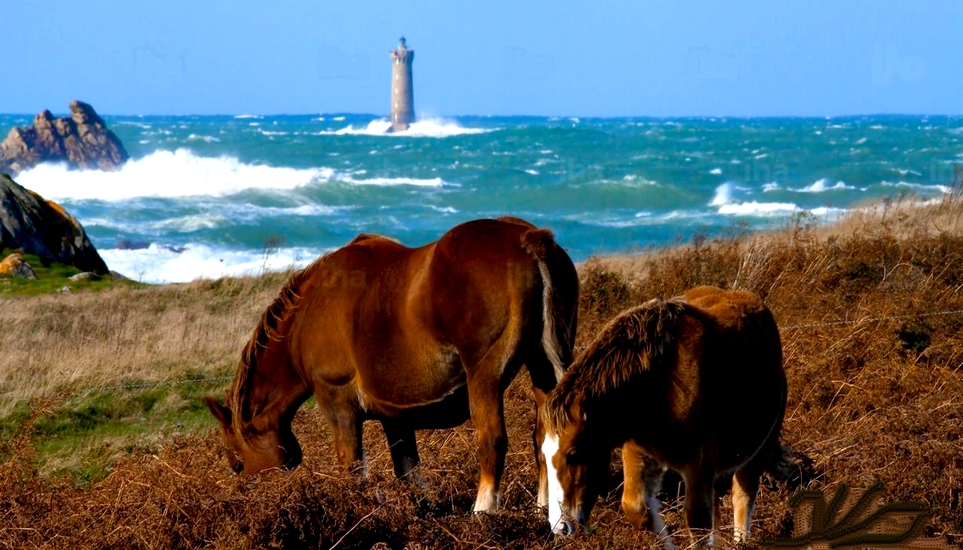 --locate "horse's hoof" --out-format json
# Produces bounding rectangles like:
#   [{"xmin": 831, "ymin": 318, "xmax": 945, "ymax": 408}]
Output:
[{"xmin": 552, "ymin": 518, "xmax": 577, "ymax": 535}]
